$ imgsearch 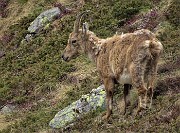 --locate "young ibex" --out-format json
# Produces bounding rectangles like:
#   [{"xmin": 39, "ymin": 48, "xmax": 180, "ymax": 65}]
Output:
[{"xmin": 62, "ymin": 11, "xmax": 163, "ymax": 120}]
